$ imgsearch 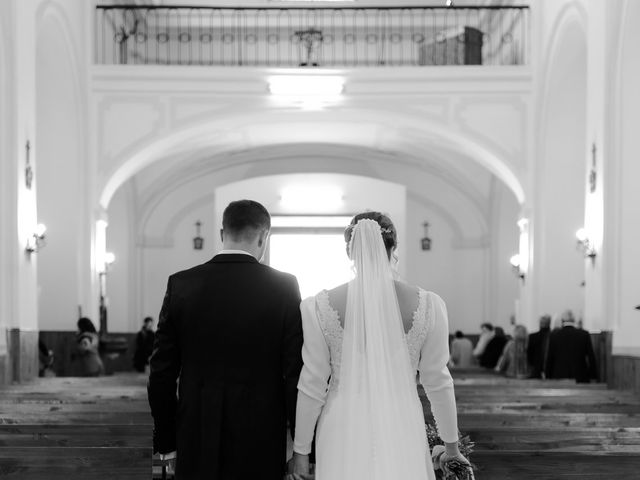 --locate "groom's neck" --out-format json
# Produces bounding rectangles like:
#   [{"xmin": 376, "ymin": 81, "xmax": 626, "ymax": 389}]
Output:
[{"xmin": 222, "ymin": 240, "xmax": 260, "ymax": 259}]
